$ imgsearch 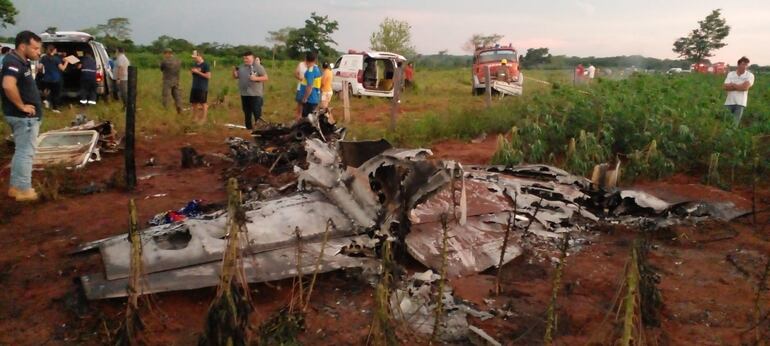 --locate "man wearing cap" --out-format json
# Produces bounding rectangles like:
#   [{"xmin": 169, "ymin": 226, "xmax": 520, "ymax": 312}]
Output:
[
  {"xmin": 160, "ymin": 48, "xmax": 182, "ymax": 114},
  {"xmin": 190, "ymin": 52, "xmax": 211, "ymax": 124},
  {"xmin": 233, "ymin": 51, "xmax": 268, "ymax": 130},
  {"xmin": 1, "ymin": 31, "xmax": 44, "ymax": 202}
]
